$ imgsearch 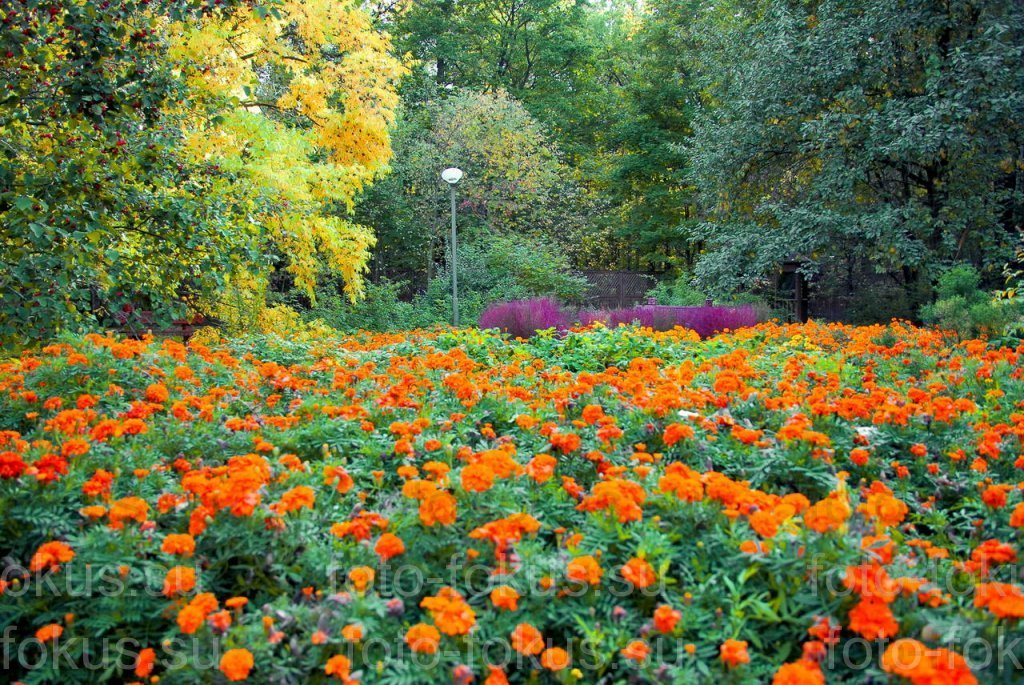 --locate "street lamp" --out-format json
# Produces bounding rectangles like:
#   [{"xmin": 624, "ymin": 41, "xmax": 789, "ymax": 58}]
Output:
[{"xmin": 441, "ymin": 167, "xmax": 463, "ymax": 326}]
